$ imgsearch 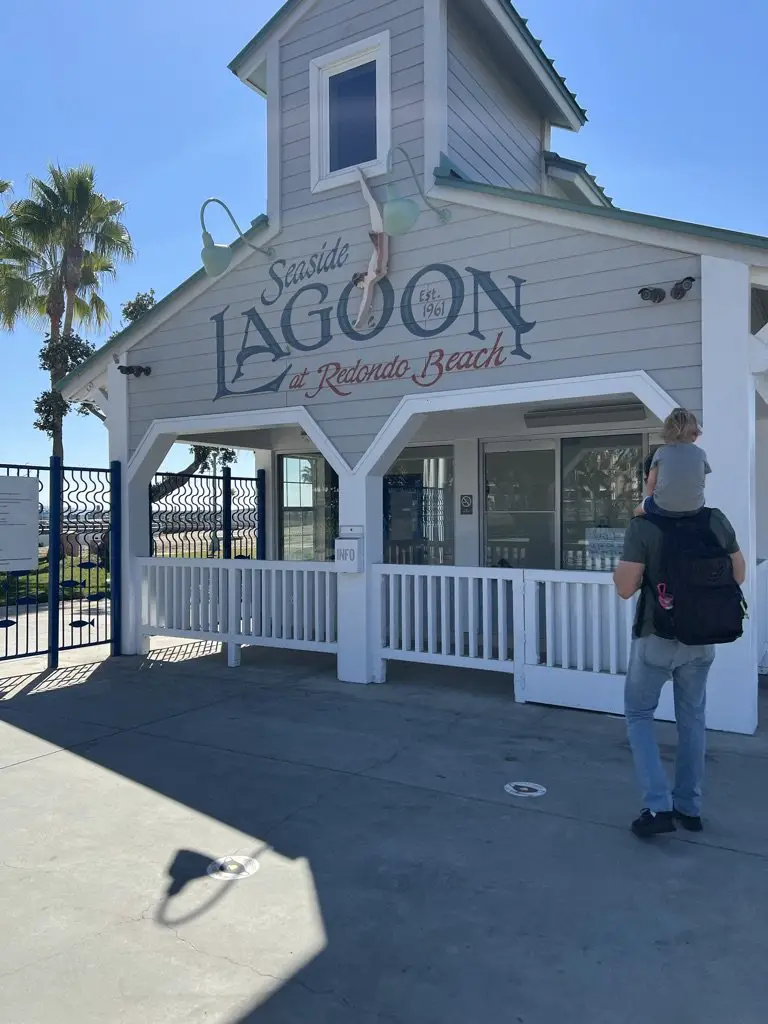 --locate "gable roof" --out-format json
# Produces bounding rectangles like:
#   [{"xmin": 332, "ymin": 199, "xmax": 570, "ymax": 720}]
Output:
[
  {"xmin": 60, "ymin": 170, "xmax": 768, "ymax": 403},
  {"xmin": 228, "ymin": 0, "xmax": 303, "ymax": 79},
  {"xmin": 56, "ymin": 215, "xmax": 270, "ymax": 398},
  {"xmin": 544, "ymin": 151, "xmax": 613, "ymax": 208},
  {"xmin": 229, "ymin": 0, "xmax": 587, "ymax": 128},
  {"xmin": 433, "ymin": 161, "xmax": 768, "ymax": 253}
]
